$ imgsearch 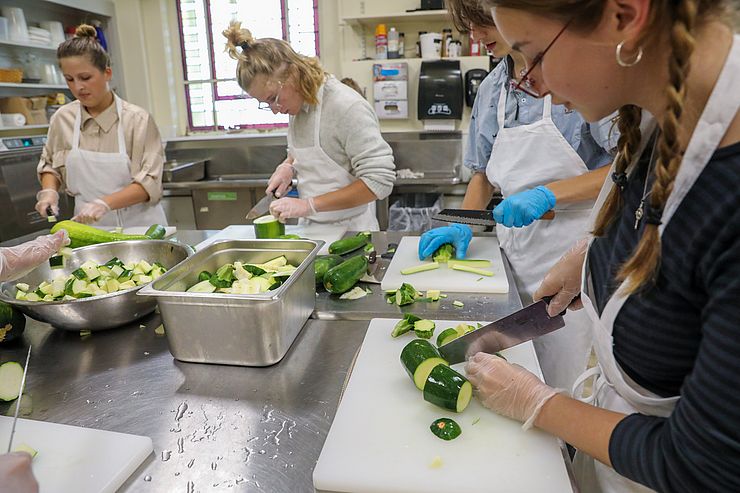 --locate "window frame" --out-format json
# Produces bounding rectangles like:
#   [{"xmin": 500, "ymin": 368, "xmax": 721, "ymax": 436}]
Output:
[{"xmin": 176, "ymin": 0, "xmax": 320, "ymax": 132}]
